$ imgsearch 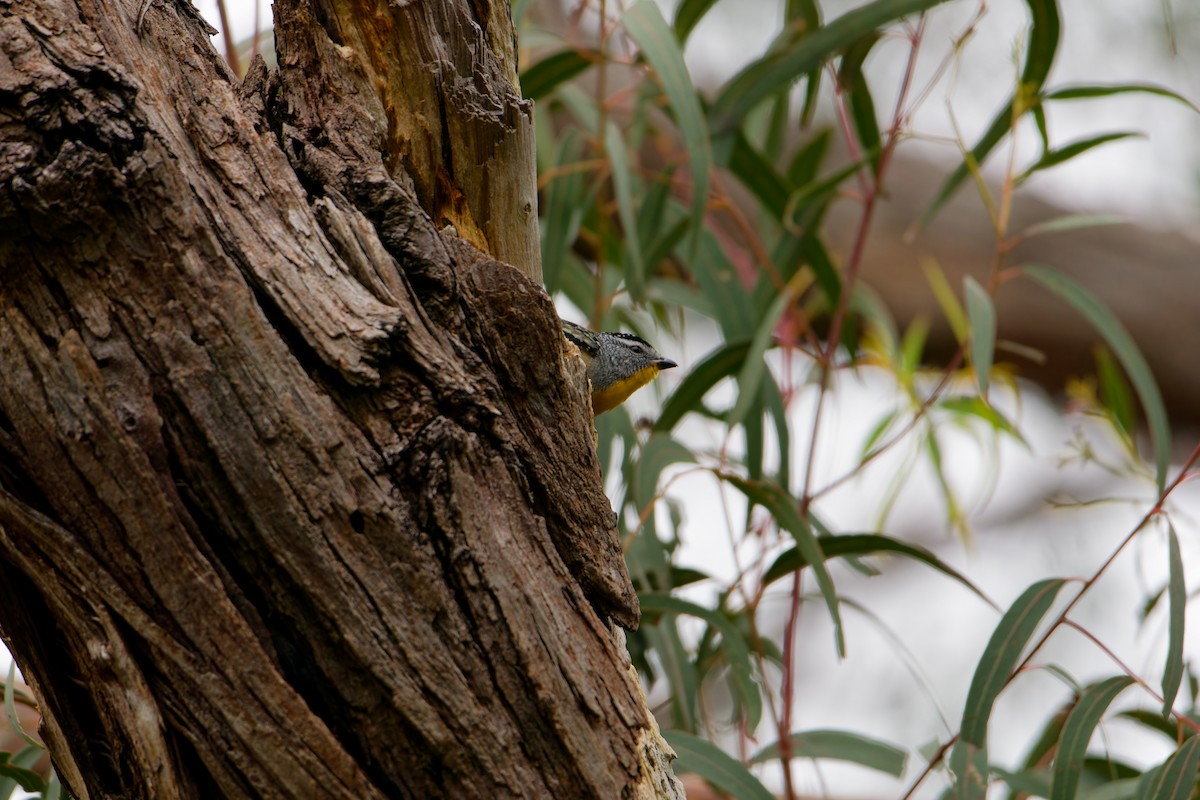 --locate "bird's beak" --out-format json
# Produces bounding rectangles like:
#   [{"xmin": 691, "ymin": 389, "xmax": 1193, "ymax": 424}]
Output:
[{"xmin": 656, "ymin": 358, "xmax": 678, "ymax": 370}]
